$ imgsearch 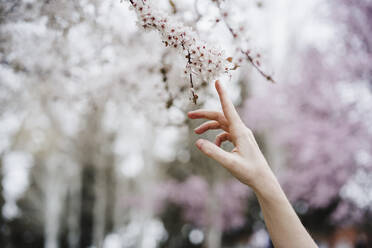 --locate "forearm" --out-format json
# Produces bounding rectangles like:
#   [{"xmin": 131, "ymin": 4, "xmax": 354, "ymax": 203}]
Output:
[{"xmin": 252, "ymin": 169, "xmax": 317, "ymax": 248}]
